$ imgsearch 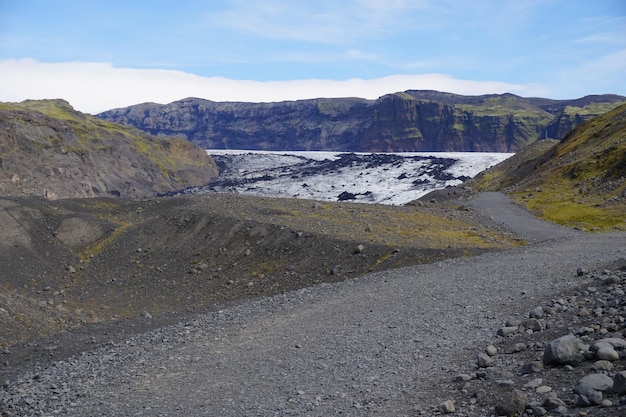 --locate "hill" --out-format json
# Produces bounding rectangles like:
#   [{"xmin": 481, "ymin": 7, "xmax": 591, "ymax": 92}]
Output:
[
  {"xmin": 97, "ymin": 91, "xmax": 625, "ymax": 152},
  {"xmin": 469, "ymin": 103, "xmax": 626, "ymax": 231},
  {"xmin": 0, "ymin": 99, "xmax": 219, "ymax": 199}
]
